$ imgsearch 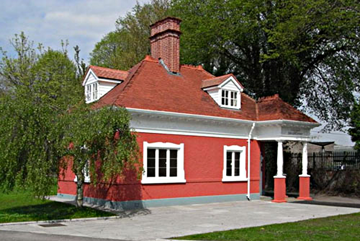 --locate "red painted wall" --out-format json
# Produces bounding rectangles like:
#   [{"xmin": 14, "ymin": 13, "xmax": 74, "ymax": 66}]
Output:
[{"xmin": 58, "ymin": 132, "xmax": 261, "ymax": 202}]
